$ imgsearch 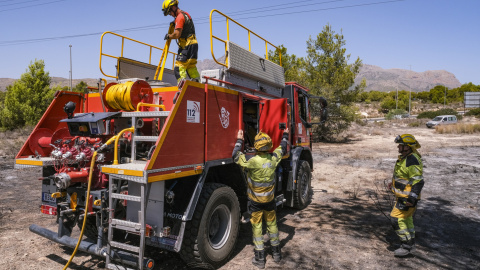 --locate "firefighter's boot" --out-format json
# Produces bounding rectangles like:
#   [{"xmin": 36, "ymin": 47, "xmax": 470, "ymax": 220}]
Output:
[
  {"xmin": 252, "ymin": 249, "xmax": 265, "ymax": 269},
  {"xmin": 272, "ymin": 245, "xmax": 282, "ymax": 262},
  {"xmin": 394, "ymin": 239, "xmax": 415, "ymax": 257}
]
